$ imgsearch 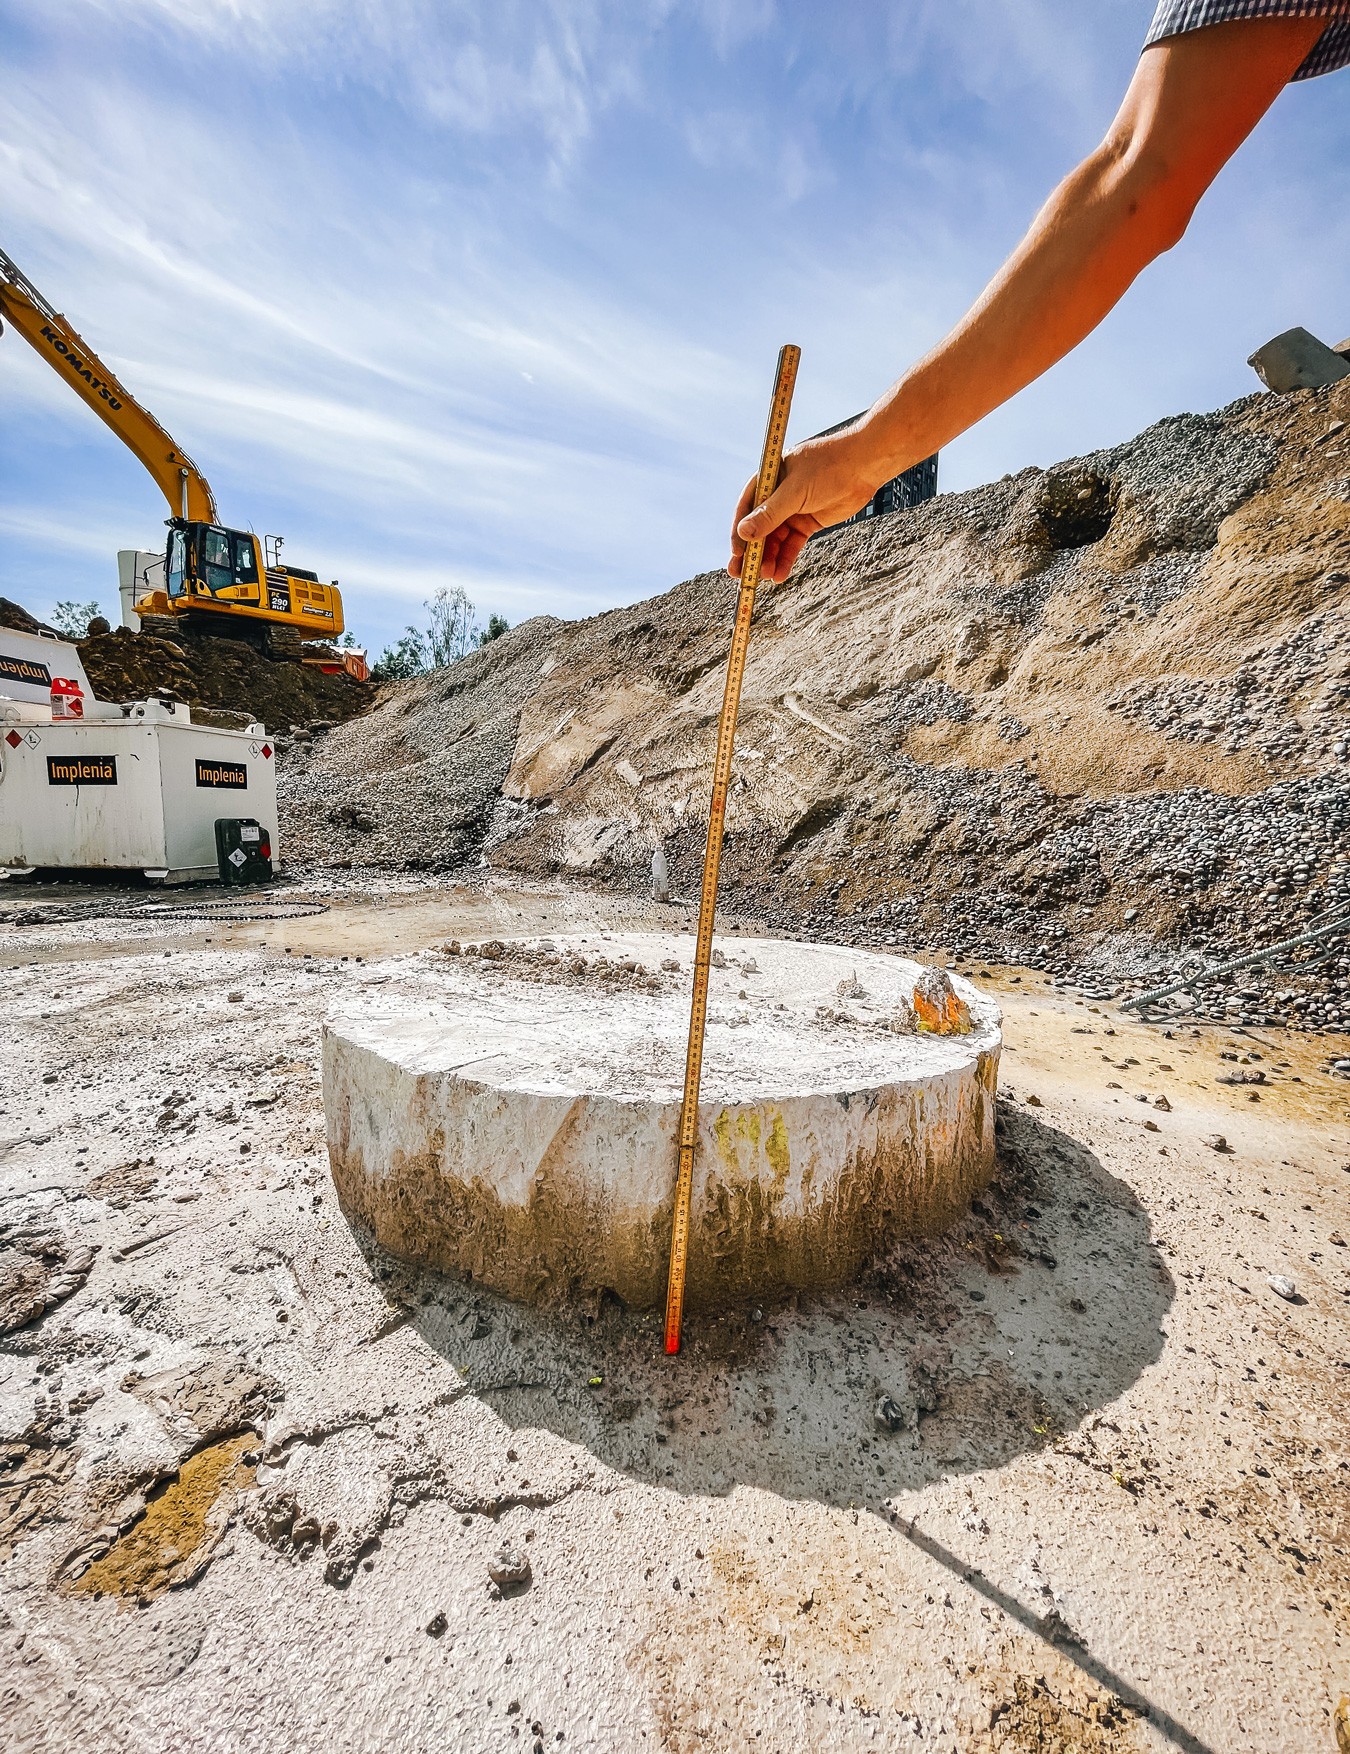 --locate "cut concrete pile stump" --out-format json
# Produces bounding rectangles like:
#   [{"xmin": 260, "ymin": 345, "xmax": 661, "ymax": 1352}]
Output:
[{"xmin": 322, "ymin": 934, "xmax": 1001, "ymax": 1310}]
